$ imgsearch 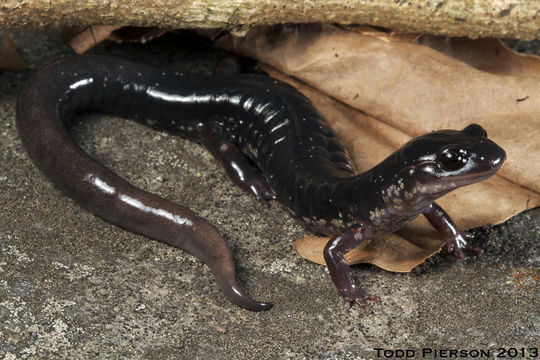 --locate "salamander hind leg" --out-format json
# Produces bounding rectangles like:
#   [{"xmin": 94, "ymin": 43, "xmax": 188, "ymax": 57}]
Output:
[{"xmin": 201, "ymin": 128, "xmax": 275, "ymax": 206}]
